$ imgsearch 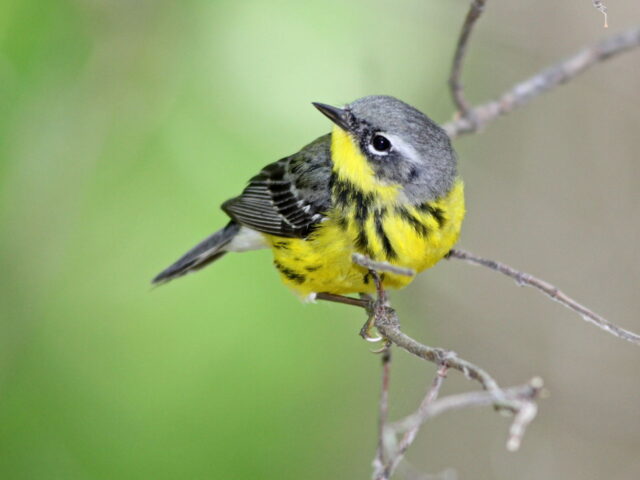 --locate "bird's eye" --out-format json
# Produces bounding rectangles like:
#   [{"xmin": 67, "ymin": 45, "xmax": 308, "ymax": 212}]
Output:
[{"xmin": 371, "ymin": 134, "xmax": 391, "ymax": 153}]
